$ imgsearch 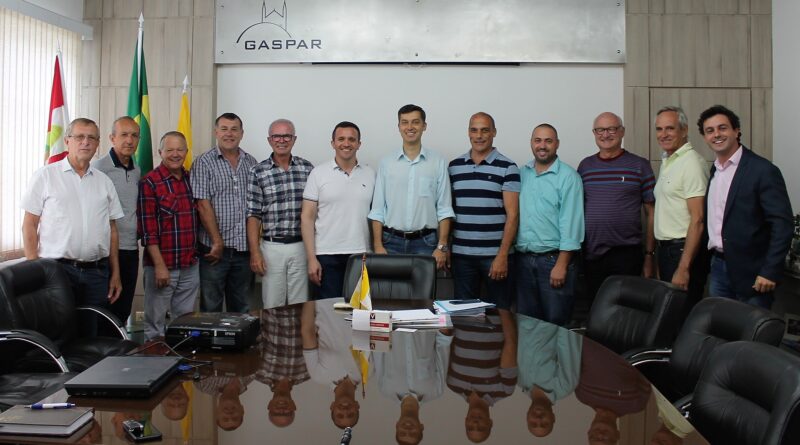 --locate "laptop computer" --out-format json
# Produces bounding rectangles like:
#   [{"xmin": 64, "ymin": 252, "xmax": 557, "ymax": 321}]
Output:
[{"xmin": 64, "ymin": 355, "xmax": 181, "ymax": 398}]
